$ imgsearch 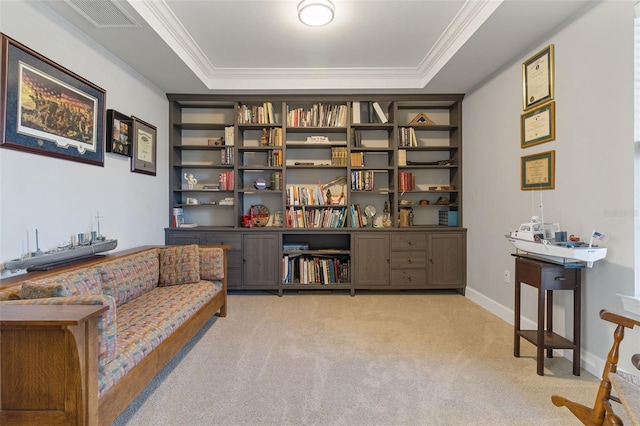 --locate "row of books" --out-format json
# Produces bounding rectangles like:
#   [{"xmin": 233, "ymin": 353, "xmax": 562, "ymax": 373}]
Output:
[
  {"xmin": 350, "ymin": 152, "xmax": 364, "ymax": 167},
  {"xmin": 282, "ymin": 255, "xmax": 350, "ymax": 284},
  {"xmin": 238, "ymin": 102, "xmax": 277, "ymax": 124},
  {"xmin": 352, "ymin": 101, "xmax": 388, "ymax": 124},
  {"xmin": 219, "ymin": 171, "xmax": 234, "ymax": 190},
  {"xmin": 349, "ymin": 204, "xmax": 366, "ymax": 228},
  {"xmin": 266, "ymin": 150, "xmax": 283, "ymax": 167},
  {"xmin": 285, "ymin": 206, "xmax": 348, "ymax": 228},
  {"xmin": 331, "ymin": 147, "xmax": 348, "ymax": 166},
  {"xmin": 287, "ymin": 185, "xmax": 327, "ymax": 206},
  {"xmin": 271, "ymin": 172, "xmax": 283, "ymax": 190},
  {"xmin": 398, "ymin": 172, "xmax": 416, "ymax": 191},
  {"xmin": 351, "ymin": 170, "xmax": 375, "ymax": 191},
  {"xmin": 261, "ymin": 127, "xmax": 283, "ymax": 146},
  {"xmin": 398, "ymin": 127, "xmax": 418, "ymax": 147},
  {"xmin": 287, "ymin": 103, "xmax": 348, "ymax": 127},
  {"xmin": 221, "ymin": 147, "xmax": 234, "ymax": 165}
]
